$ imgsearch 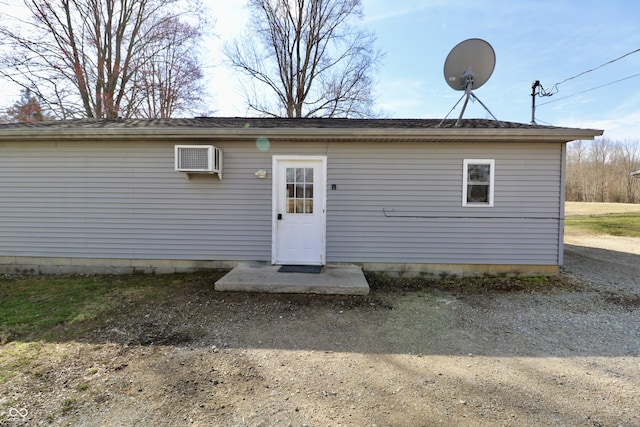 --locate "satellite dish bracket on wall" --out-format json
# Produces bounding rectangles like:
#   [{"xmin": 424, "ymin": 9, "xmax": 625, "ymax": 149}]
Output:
[{"xmin": 438, "ymin": 38, "xmax": 503, "ymax": 127}]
